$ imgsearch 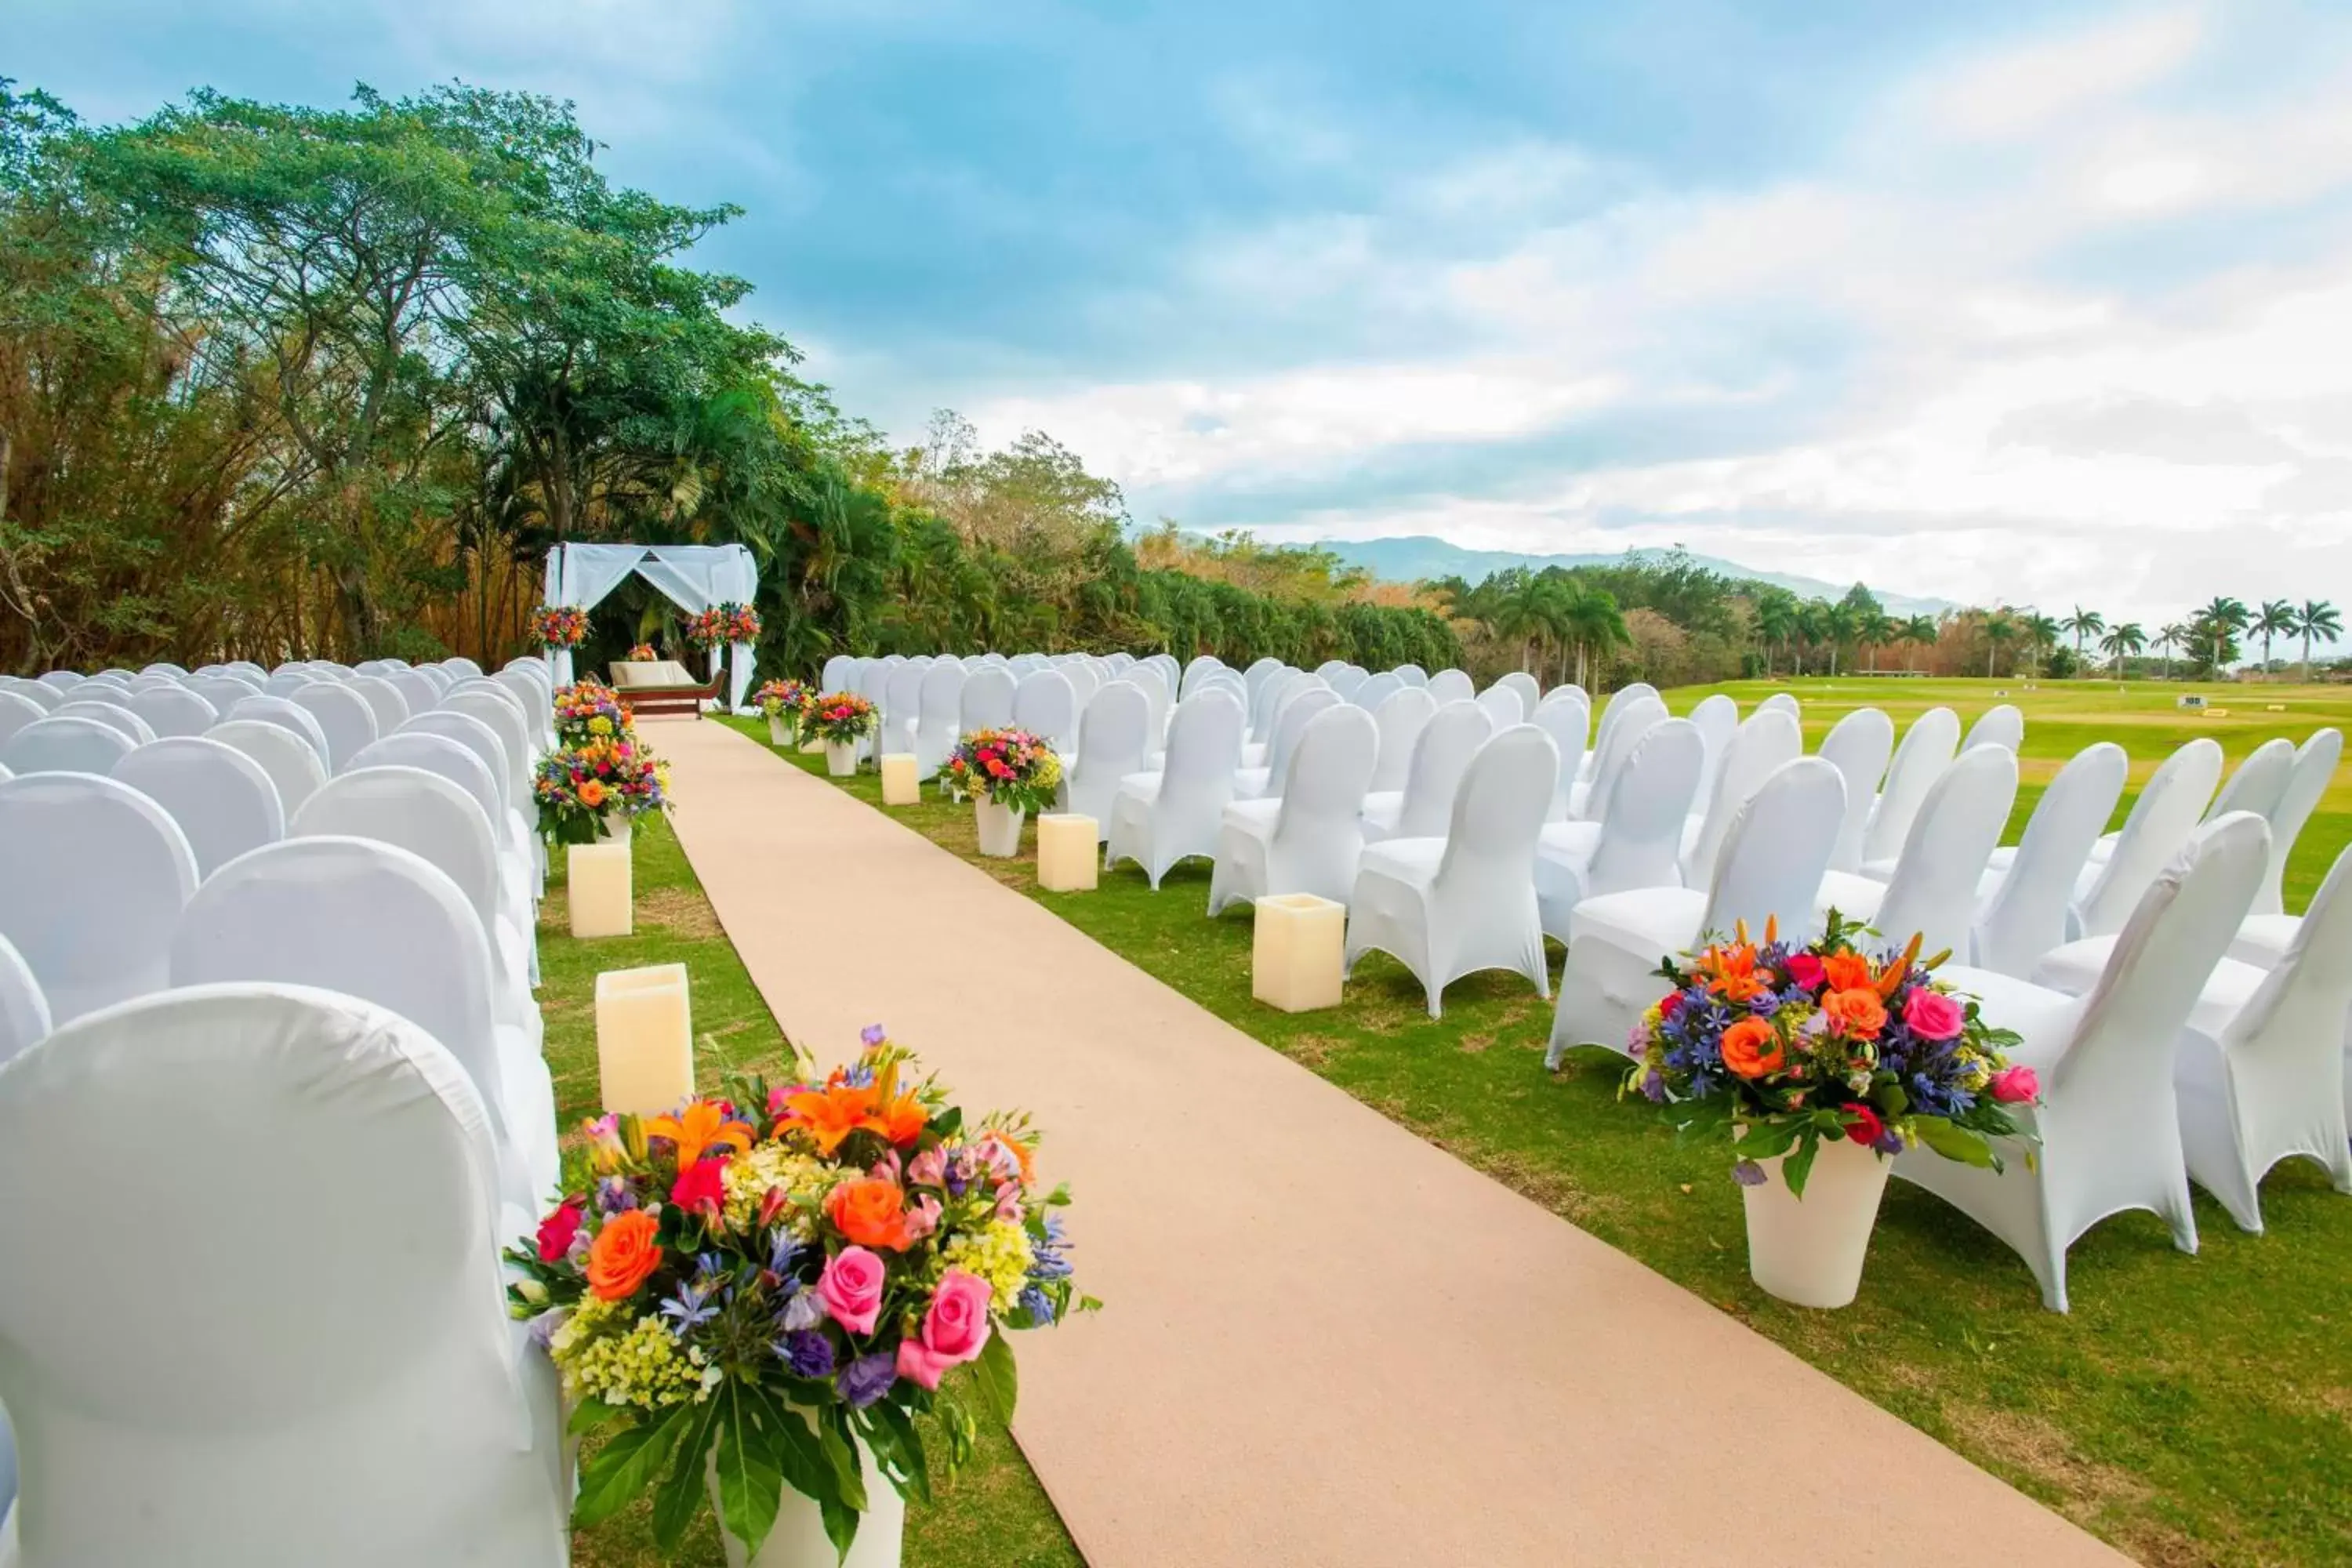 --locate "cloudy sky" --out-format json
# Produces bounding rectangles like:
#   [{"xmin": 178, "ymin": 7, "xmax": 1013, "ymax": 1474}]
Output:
[{"xmin": 16, "ymin": 0, "xmax": 2352, "ymax": 624}]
